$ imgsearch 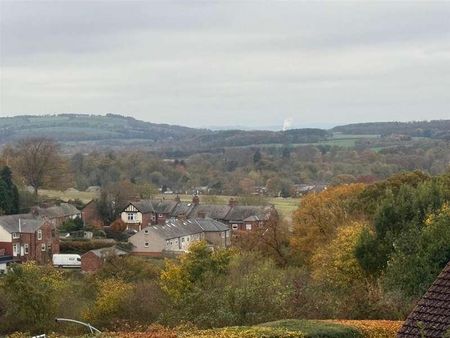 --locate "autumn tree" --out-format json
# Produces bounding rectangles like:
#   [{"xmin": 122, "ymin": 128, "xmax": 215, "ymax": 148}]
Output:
[
  {"xmin": 82, "ymin": 278, "xmax": 134, "ymax": 329},
  {"xmin": 1, "ymin": 263, "xmax": 66, "ymax": 333},
  {"xmin": 233, "ymin": 217, "xmax": 290, "ymax": 266},
  {"xmin": 11, "ymin": 137, "xmax": 69, "ymax": 195},
  {"xmin": 291, "ymin": 183, "xmax": 366, "ymax": 265},
  {"xmin": 160, "ymin": 241, "xmax": 232, "ymax": 301},
  {"xmin": 311, "ymin": 221, "xmax": 367, "ymax": 289}
]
